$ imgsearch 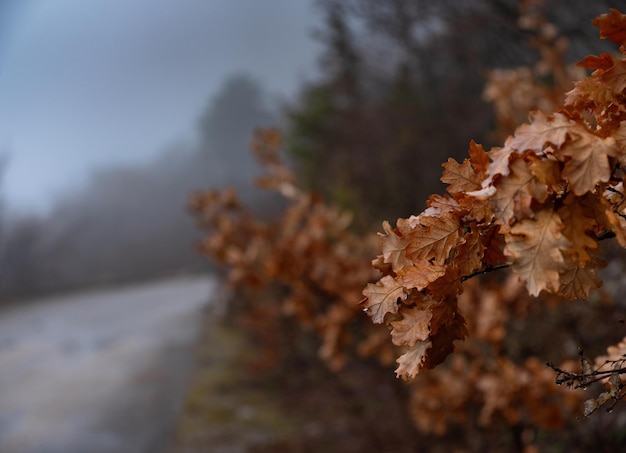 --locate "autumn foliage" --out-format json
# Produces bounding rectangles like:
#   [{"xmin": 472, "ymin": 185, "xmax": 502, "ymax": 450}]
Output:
[
  {"xmin": 190, "ymin": 7, "xmax": 626, "ymax": 449},
  {"xmin": 362, "ymin": 8, "xmax": 626, "ymax": 378}
]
